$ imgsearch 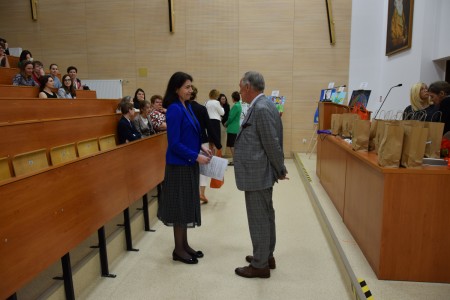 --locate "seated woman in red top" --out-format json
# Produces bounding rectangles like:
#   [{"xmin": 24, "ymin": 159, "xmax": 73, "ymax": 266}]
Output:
[{"xmin": 149, "ymin": 94, "xmax": 167, "ymax": 132}]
